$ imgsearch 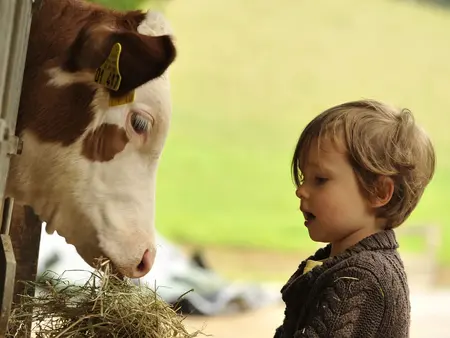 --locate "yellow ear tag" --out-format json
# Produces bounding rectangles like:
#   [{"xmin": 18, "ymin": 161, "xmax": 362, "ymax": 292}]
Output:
[
  {"xmin": 108, "ymin": 90, "xmax": 135, "ymax": 107},
  {"xmin": 94, "ymin": 42, "xmax": 136, "ymax": 106},
  {"xmin": 94, "ymin": 42, "xmax": 123, "ymax": 91}
]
